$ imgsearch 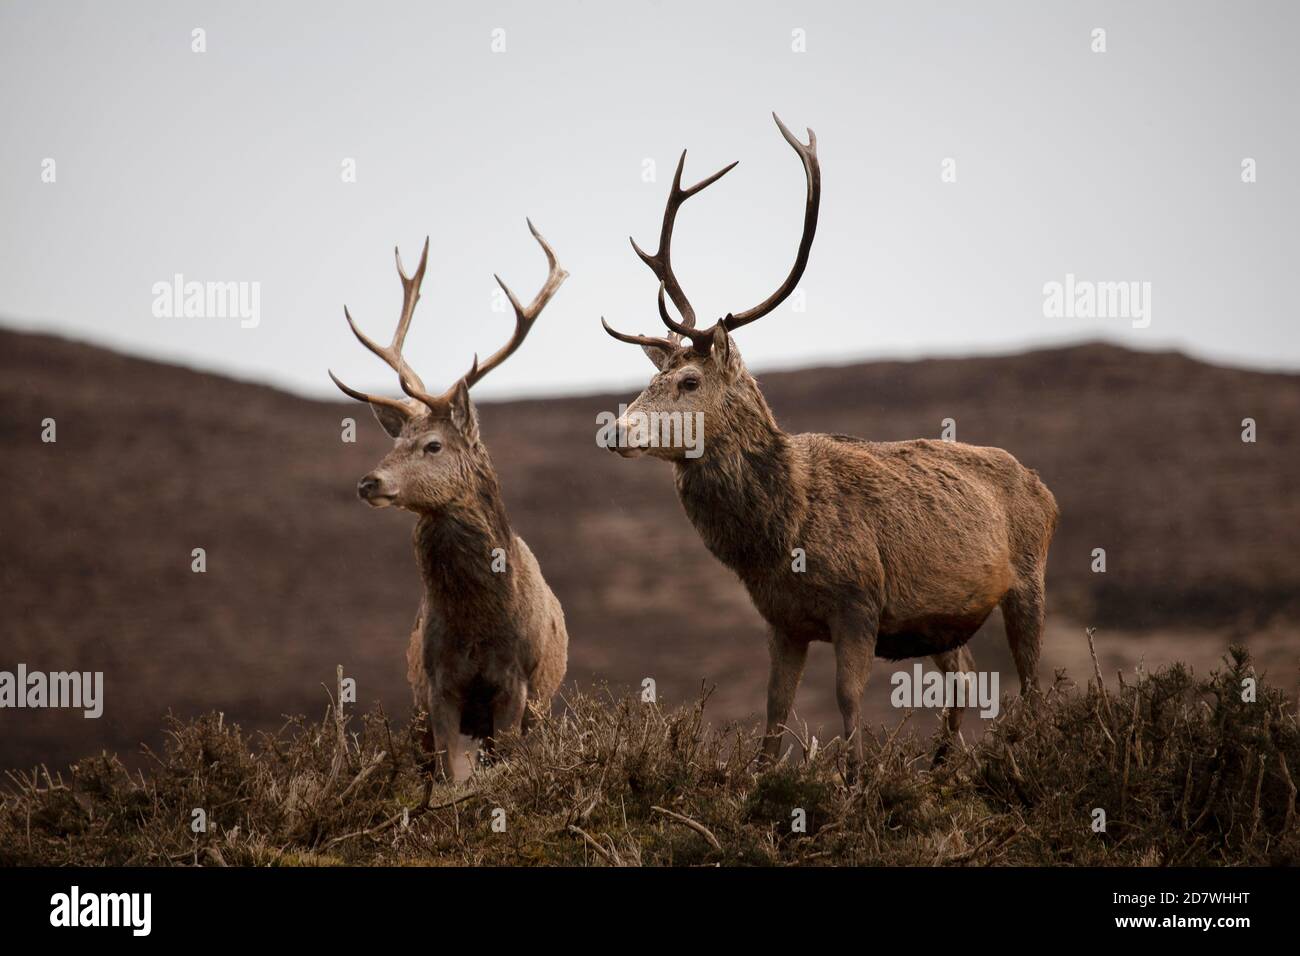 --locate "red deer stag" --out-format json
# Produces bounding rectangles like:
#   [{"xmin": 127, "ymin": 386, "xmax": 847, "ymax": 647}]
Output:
[
  {"xmin": 331, "ymin": 221, "xmax": 569, "ymax": 782},
  {"xmin": 602, "ymin": 115, "xmax": 1058, "ymax": 767}
]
